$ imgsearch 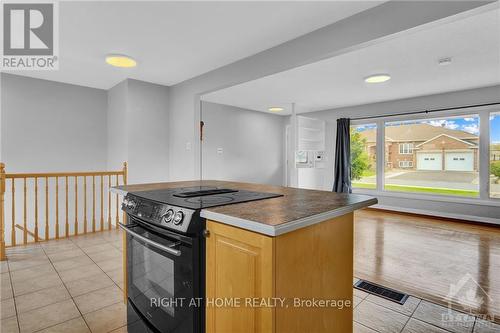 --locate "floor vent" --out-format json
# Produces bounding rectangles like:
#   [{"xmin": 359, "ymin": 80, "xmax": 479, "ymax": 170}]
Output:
[{"xmin": 354, "ymin": 280, "xmax": 409, "ymax": 305}]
